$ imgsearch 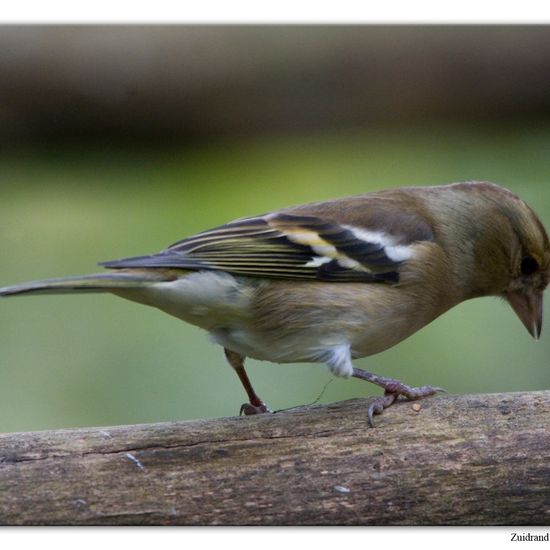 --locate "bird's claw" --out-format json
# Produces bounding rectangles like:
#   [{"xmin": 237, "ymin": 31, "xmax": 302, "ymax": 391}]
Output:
[
  {"xmin": 239, "ymin": 402, "xmax": 272, "ymax": 416},
  {"xmin": 367, "ymin": 392, "xmax": 397, "ymax": 427},
  {"xmin": 367, "ymin": 383, "xmax": 447, "ymax": 427},
  {"xmin": 382, "ymin": 381, "xmax": 446, "ymax": 401}
]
